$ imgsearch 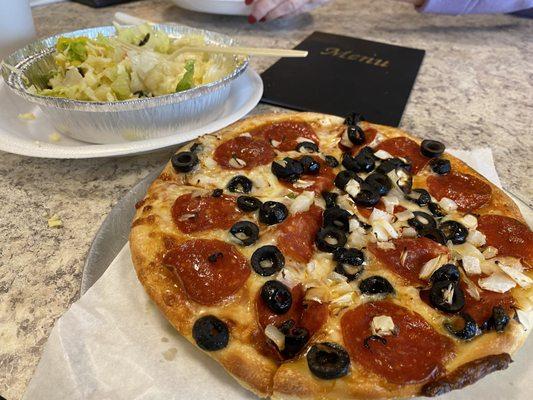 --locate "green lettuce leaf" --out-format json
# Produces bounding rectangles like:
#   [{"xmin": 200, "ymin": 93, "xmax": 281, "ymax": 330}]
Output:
[
  {"xmin": 56, "ymin": 37, "xmax": 89, "ymax": 63},
  {"xmin": 175, "ymin": 60, "xmax": 195, "ymax": 92}
]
